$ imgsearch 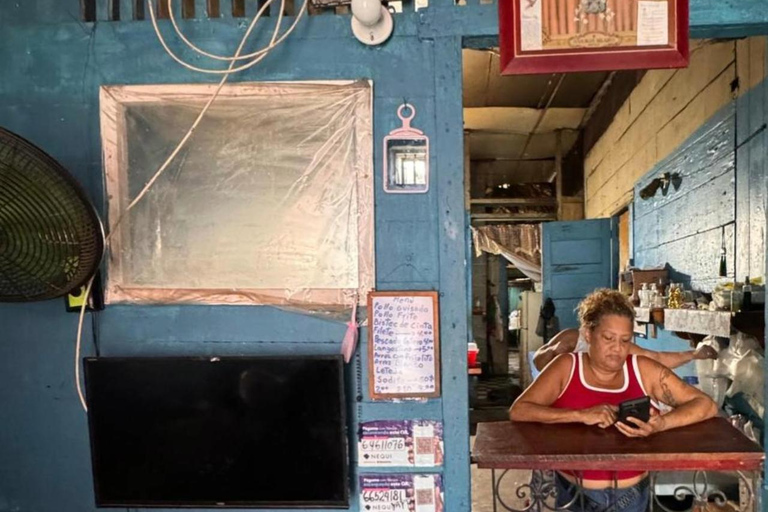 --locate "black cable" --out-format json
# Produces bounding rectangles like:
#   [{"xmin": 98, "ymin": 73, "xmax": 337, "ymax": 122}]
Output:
[{"xmin": 91, "ymin": 309, "xmax": 101, "ymax": 357}]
